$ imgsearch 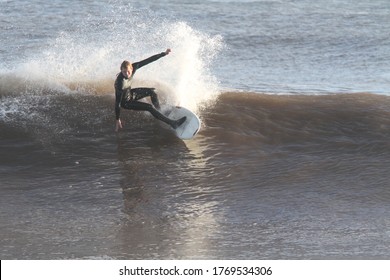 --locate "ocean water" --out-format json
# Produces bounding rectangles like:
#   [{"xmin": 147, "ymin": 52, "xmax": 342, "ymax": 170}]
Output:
[{"xmin": 1, "ymin": 0, "xmax": 390, "ymax": 259}]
